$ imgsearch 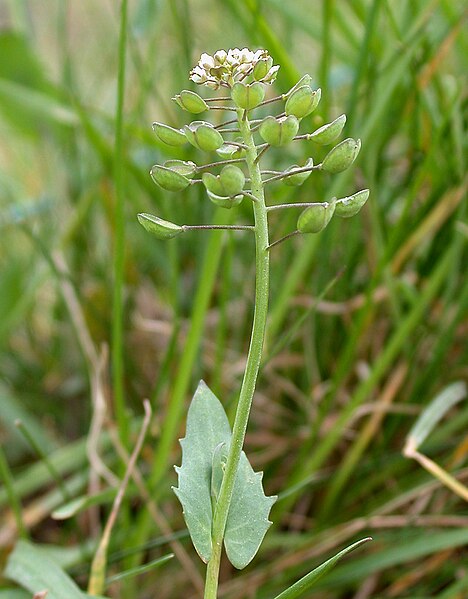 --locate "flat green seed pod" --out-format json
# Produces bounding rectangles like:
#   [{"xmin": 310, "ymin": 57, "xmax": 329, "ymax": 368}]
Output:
[
  {"xmin": 259, "ymin": 115, "xmax": 299, "ymax": 147},
  {"xmin": 253, "ymin": 57, "xmax": 273, "ymax": 80},
  {"xmin": 150, "ymin": 165, "xmax": 190, "ymax": 192},
  {"xmin": 285, "ymin": 86, "xmax": 321, "ymax": 119},
  {"xmin": 184, "ymin": 121, "xmax": 224, "ymax": 152},
  {"xmin": 206, "ymin": 189, "xmax": 243, "ymax": 209},
  {"xmin": 137, "ymin": 213, "xmax": 183, "ymax": 239},
  {"xmin": 152, "ymin": 122, "xmax": 186, "ymax": 146},
  {"xmin": 285, "ymin": 74, "xmax": 313, "ymax": 97},
  {"xmin": 164, "ymin": 160, "xmax": 197, "ymax": 177},
  {"xmin": 309, "ymin": 114, "xmax": 346, "ymax": 145},
  {"xmin": 283, "ymin": 158, "xmax": 314, "ymax": 186},
  {"xmin": 321, "ymin": 138, "xmax": 361, "ymax": 174},
  {"xmin": 173, "ymin": 90, "xmax": 208, "ymax": 114},
  {"xmin": 202, "ymin": 172, "xmax": 223, "ymax": 196},
  {"xmin": 219, "ymin": 165, "xmax": 245, "ymax": 196},
  {"xmin": 216, "ymin": 139, "xmax": 246, "ymax": 159},
  {"xmin": 335, "ymin": 189, "xmax": 370, "ymax": 218},
  {"xmin": 231, "ymin": 81, "xmax": 265, "ymax": 110},
  {"xmin": 297, "ymin": 200, "xmax": 336, "ymax": 233}
]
